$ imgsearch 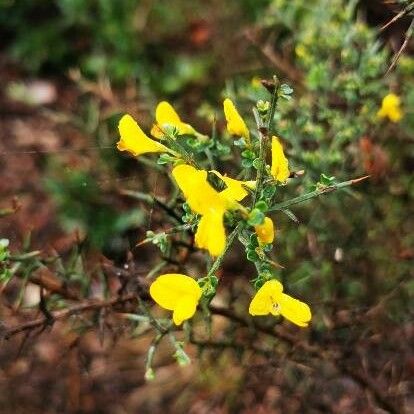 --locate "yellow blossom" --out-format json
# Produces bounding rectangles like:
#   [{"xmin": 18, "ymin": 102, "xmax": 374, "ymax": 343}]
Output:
[
  {"xmin": 149, "ymin": 273, "xmax": 202, "ymax": 325},
  {"xmin": 249, "ymin": 279, "xmax": 311, "ymax": 327},
  {"xmin": 377, "ymin": 93, "xmax": 403, "ymax": 122},
  {"xmin": 117, "ymin": 114, "xmax": 168, "ymax": 156},
  {"xmin": 251, "ymin": 76, "xmax": 262, "ymax": 88},
  {"xmin": 271, "ymin": 136, "xmax": 290, "ymax": 182},
  {"xmin": 172, "ymin": 165, "xmax": 226, "ymax": 215},
  {"xmin": 295, "ymin": 44, "xmax": 307, "ymax": 58},
  {"xmin": 211, "ymin": 170, "xmax": 255, "ymax": 202},
  {"xmin": 254, "ymin": 217, "xmax": 275, "ymax": 244},
  {"xmin": 172, "ymin": 164, "xmax": 249, "ymax": 256},
  {"xmin": 151, "ymin": 101, "xmax": 196, "ymax": 138},
  {"xmin": 223, "ymin": 98, "xmax": 250, "ymax": 141},
  {"xmin": 195, "ymin": 210, "xmax": 226, "ymax": 257}
]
